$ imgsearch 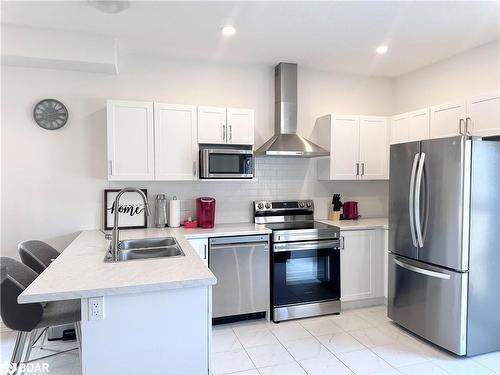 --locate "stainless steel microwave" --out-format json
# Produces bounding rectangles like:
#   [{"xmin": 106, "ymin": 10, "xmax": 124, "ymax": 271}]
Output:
[{"xmin": 200, "ymin": 147, "xmax": 254, "ymax": 179}]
